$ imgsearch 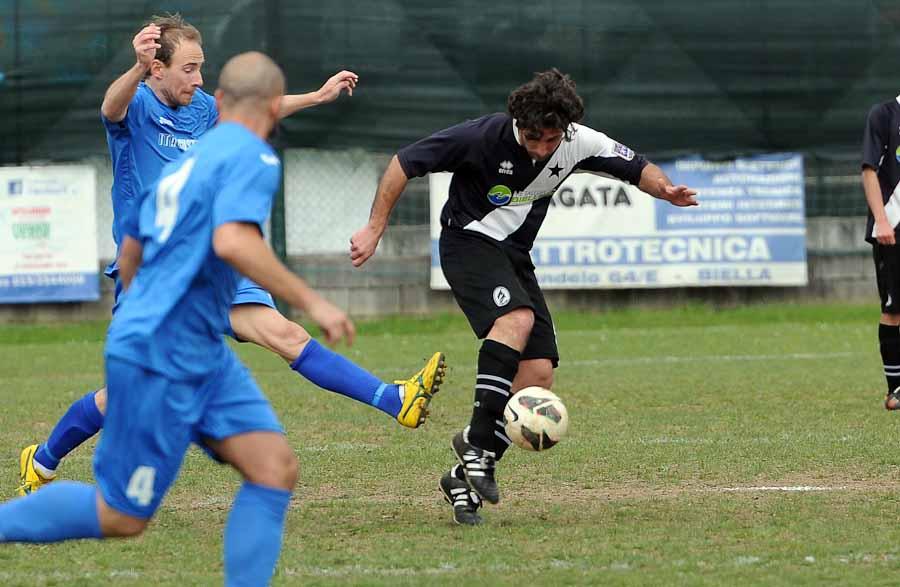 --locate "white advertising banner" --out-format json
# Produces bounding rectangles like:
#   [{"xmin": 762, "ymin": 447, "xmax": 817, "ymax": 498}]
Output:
[
  {"xmin": 0, "ymin": 165, "xmax": 100, "ymax": 302},
  {"xmin": 430, "ymin": 153, "xmax": 808, "ymax": 289}
]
